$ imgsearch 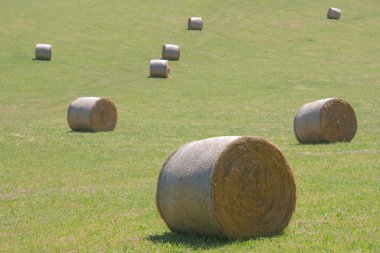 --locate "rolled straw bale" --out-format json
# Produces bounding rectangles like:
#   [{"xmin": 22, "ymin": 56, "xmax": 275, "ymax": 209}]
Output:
[
  {"xmin": 35, "ymin": 44, "xmax": 52, "ymax": 60},
  {"xmin": 188, "ymin": 17, "xmax": 203, "ymax": 30},
  {"xmin": 67, "ymin": 97, "xmax": 117, "ymax": 132},
  {"xmin": 294, "ymin": 98, "xmax": 357, "ymax": 143},
  {"xmin": 150, "ymin": 59, "xmax": 169, "ymax": 78},
  {"xmin": 162, "ymin": 44, "xmax": 180, "ymax": 61},
  {"xmin": 327, "ymin": 7, "xmax": 342, "ymax": 20},
  {"xmin": 156, "ymin": 136, "xmax": 296, "ymax": 239}
]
